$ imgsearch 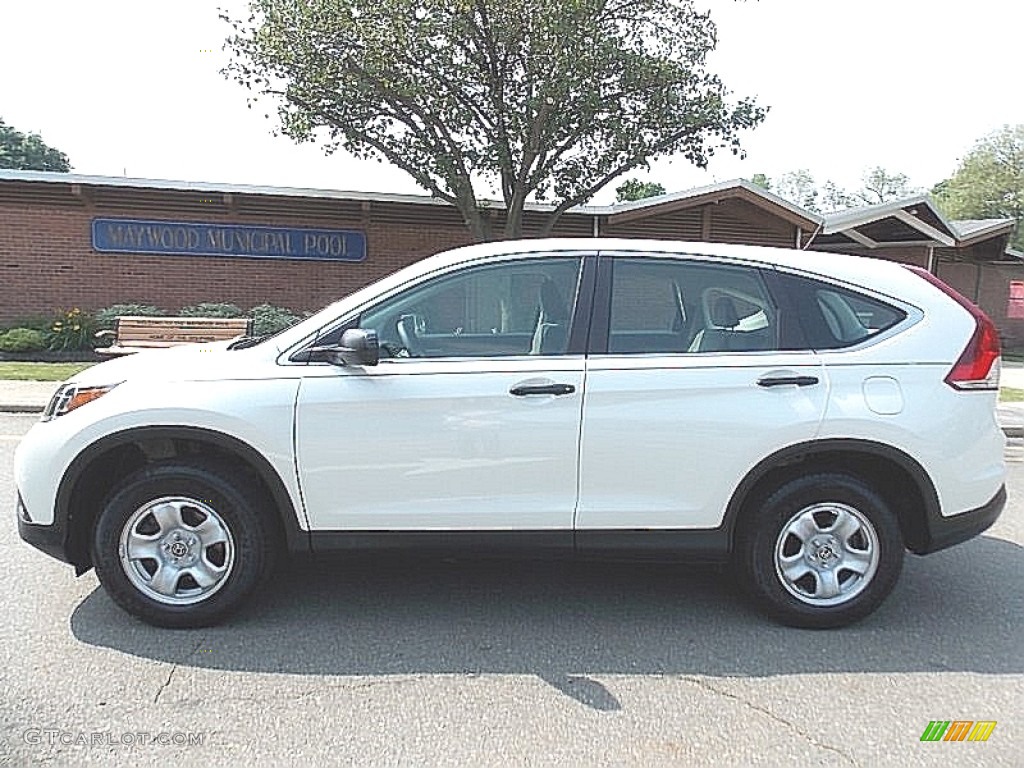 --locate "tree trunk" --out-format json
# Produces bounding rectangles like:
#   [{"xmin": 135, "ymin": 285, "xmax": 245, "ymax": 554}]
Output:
[
  {"xmin": 501, "ymin": 183, "xmax": 530, "ymax": 240},
  {"xmin": 539, "ymin": 207, "xmax": 572, "ymax": 237},
  {"xmin": 455, "ymin": 193, "xmax": 488, "ymax": 242}
]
